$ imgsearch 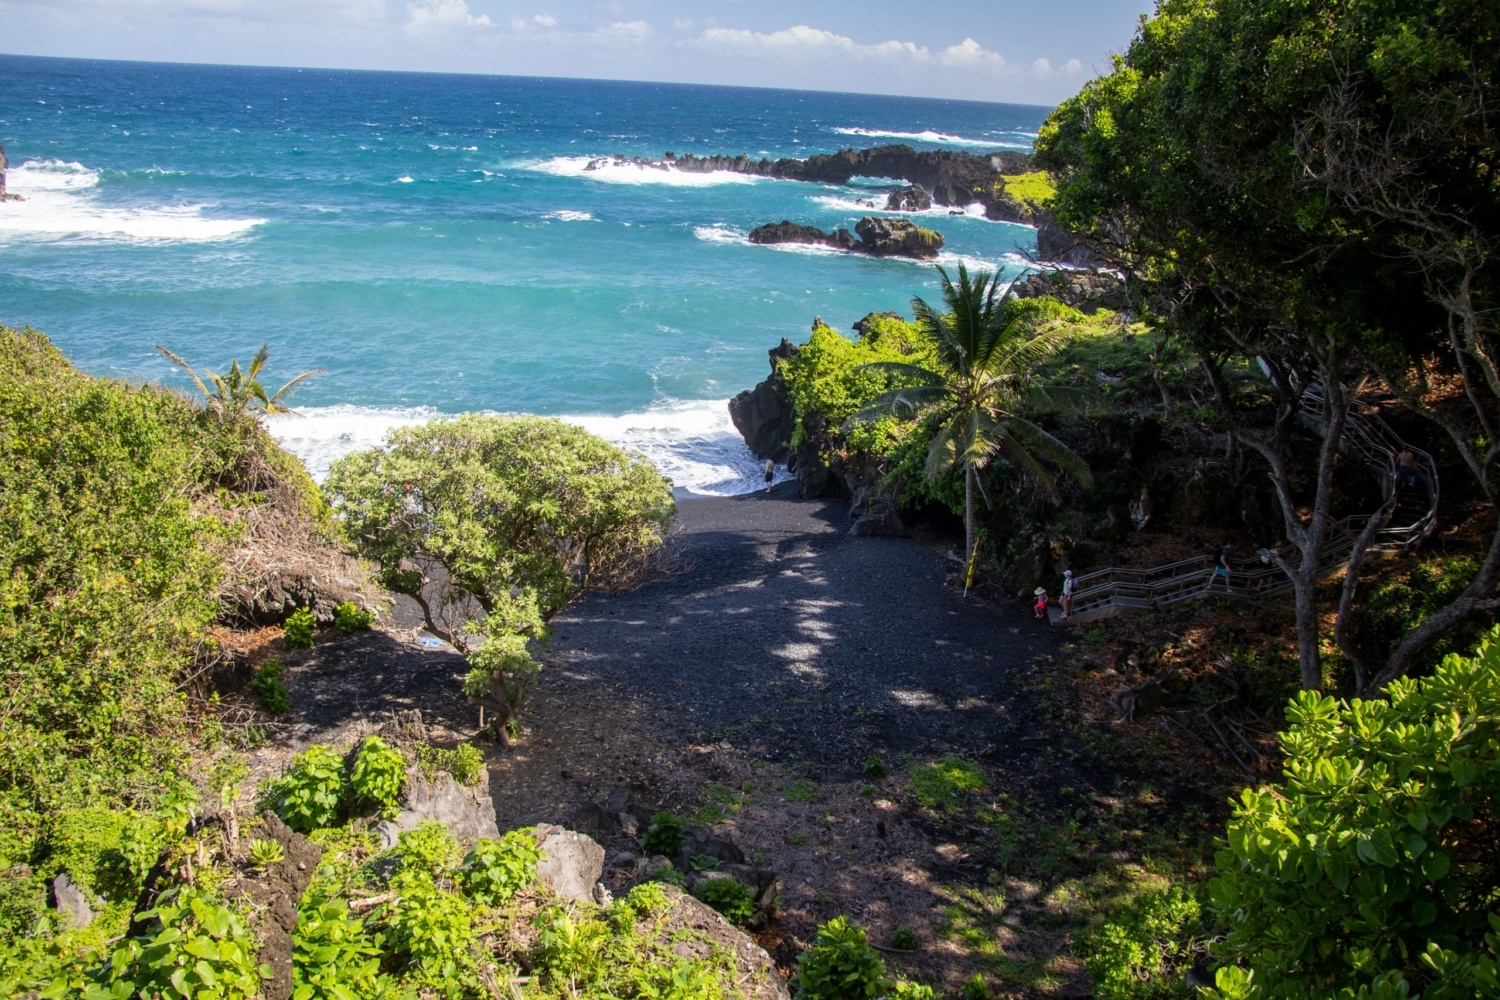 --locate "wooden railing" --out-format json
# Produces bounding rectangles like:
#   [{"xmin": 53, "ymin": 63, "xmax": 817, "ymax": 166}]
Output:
[{"xmin": 1053, "ymin": 395, "xmax": 1438, "ymax": 624}]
